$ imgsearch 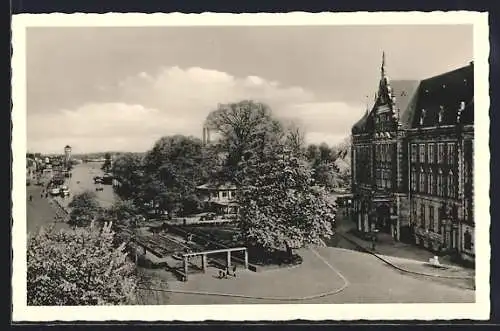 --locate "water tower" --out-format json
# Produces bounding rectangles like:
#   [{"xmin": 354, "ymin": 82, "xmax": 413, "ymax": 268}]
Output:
[{"xmin": 64, "ymin": 145, "xmax": 72, "ymax": 167}]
